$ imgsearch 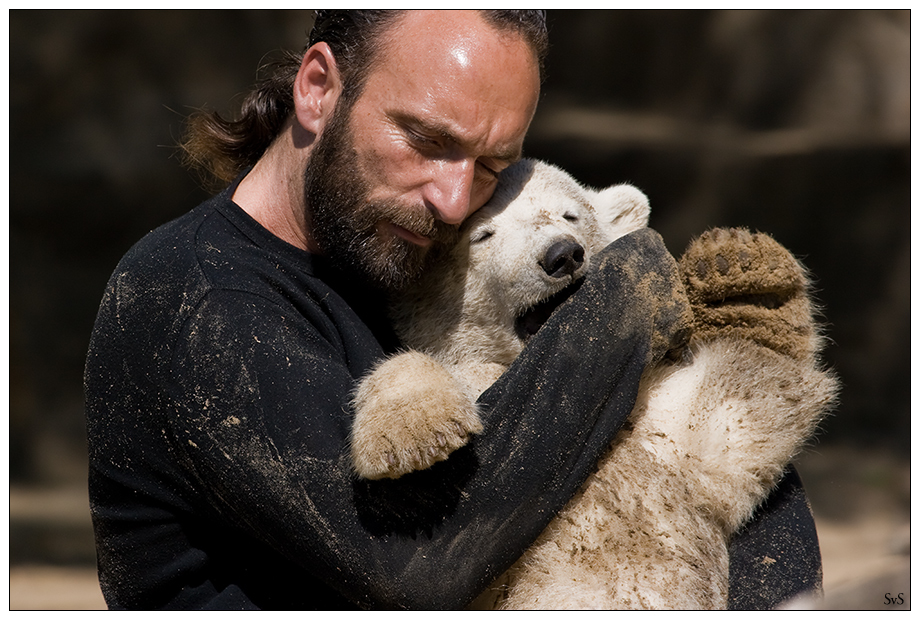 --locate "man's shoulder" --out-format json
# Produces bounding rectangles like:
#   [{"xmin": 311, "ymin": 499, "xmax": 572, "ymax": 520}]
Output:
[
  {"xmin": 109, "ymin": 190, "xmax": 330, "ymax": 316},
  {"xmin": 115, "ymin": 191, "xmax": 277, "ymax": 285},
  {"xmin": 96, "ymin": 197, "xmax": 224, "ymax": 336},
  {"xmin": 116, "ymin": 193, "xmax": 221, "ymax": 276}
]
